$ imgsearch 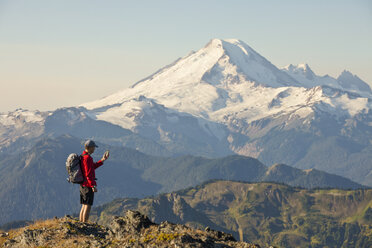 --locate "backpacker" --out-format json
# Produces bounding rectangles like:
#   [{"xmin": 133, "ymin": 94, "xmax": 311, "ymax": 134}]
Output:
[{"xmin": 66, "ymin": 153, "xmax": 84, "ymax": 184}]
